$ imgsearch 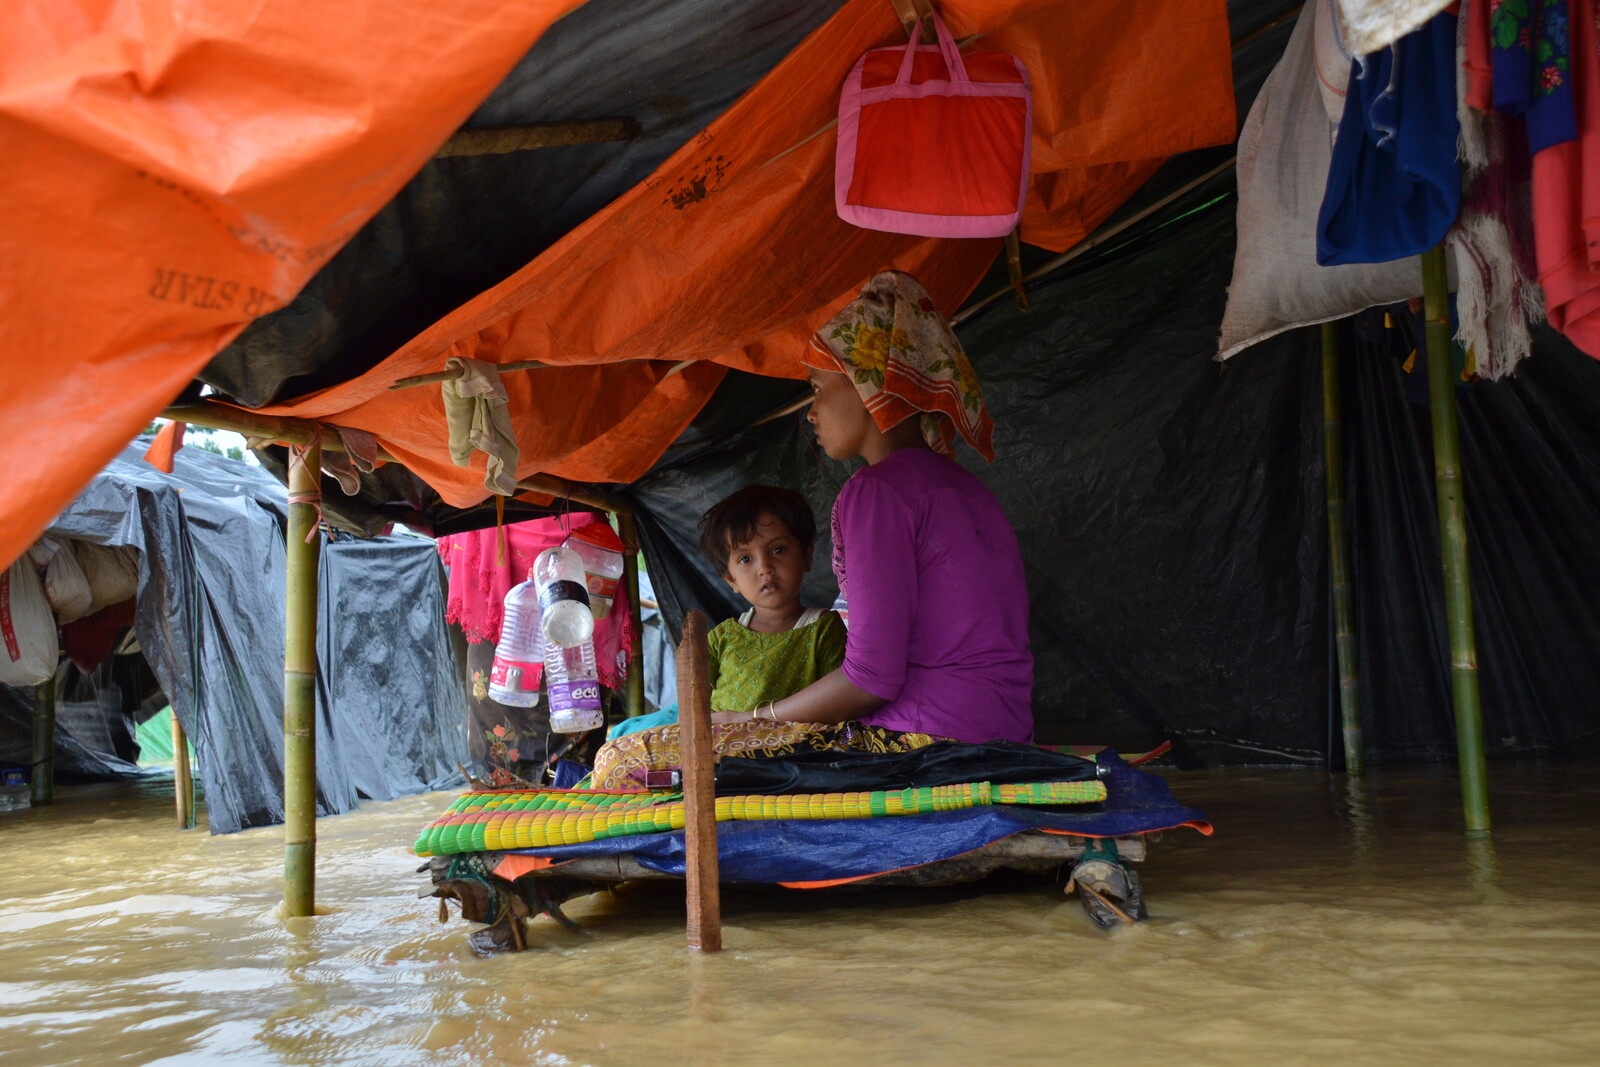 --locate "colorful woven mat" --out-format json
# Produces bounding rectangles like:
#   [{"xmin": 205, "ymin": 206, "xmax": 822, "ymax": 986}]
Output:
[{"xmin": 414, "ymin": 779, "xmax": 1108, "ymax": 857}]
